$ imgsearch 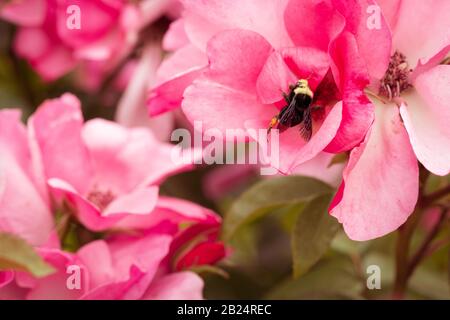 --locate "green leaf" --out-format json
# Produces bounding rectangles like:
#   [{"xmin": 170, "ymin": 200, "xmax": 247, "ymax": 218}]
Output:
[
  {"xmin": 265, "ymin": 256, "xmax": 363, "ymax": 299},
  {"xmin": 0, "ymin": 233, "xmax": 55, "ymax": 277},
  {"xmin": 327, "ymin": 152, "xmax": 348, "ymax": 167},
  {"xmin": 410, "ymin": 267, "xmax": 450, "ymax": 299},
  {"xmin": 291, "ymin": 194, "xmax": 340, "ymax": 278},
  {"xmin": 362, "ymin": 252, "xmax": 450, "ymax": 299},
  {"xmin": 279, "ymin": 202, "xmax": 307, "ymax": 233},
  {"xmin": 0, "ymin": 53, "xmax": 30, "ymax": 111},
  {"xmin": 189, "ymin": 265, "xmax": 230, "ymax": 279},
  {"xmin": 223, "ymin": 176, "xmax": 332, "ymax": 241},
  {"xmin": 331, "ymin": 230, "xmax": 370, "ymax": 256}
]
